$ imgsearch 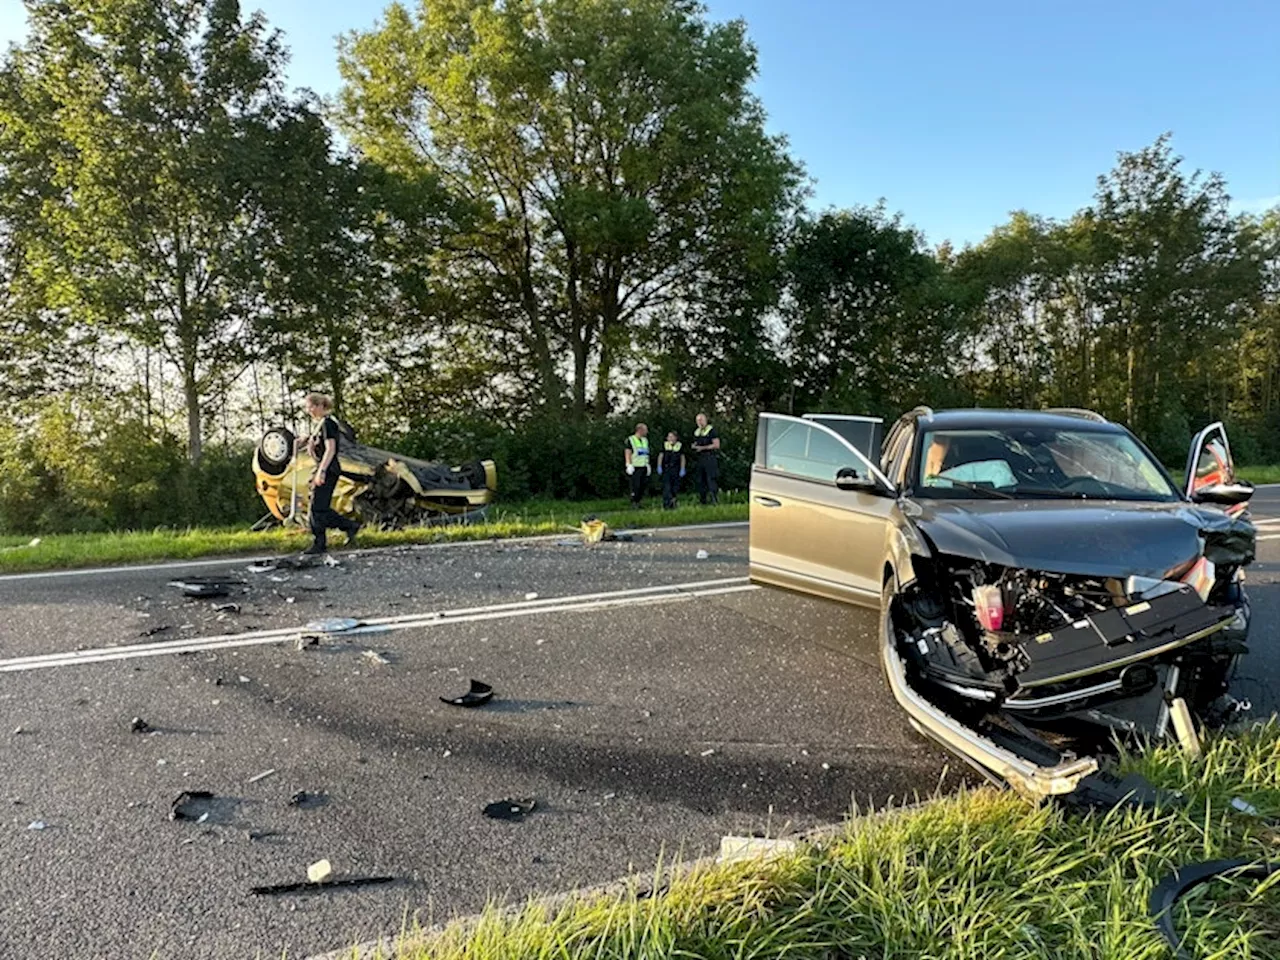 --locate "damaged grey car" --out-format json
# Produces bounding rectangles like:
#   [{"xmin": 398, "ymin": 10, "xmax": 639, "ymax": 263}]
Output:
[{"xmin": 749, "ymin": 408, "xmax": 1256, "ymax": 799}]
